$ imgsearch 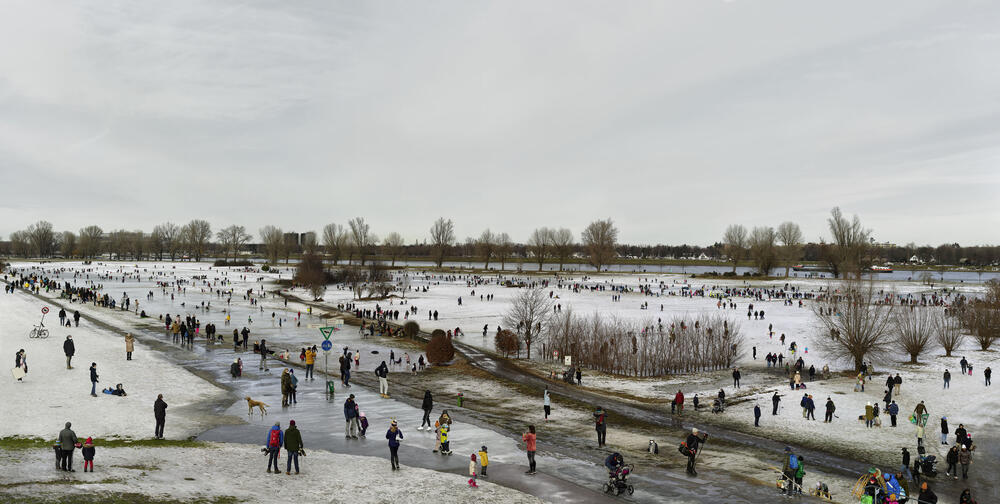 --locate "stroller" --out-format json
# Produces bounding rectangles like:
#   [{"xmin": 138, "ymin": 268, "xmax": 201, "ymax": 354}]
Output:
[
  {"xmin": 915, "ymin": 445, "xmax": 938, "ymax": 477},
  {"xmin": 712, "ymin": 397, "xmax": 725, "ymax": 414},
  {"xmin": 603, "ymin": 463, "xmax": 635, "ymax": 496}
]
